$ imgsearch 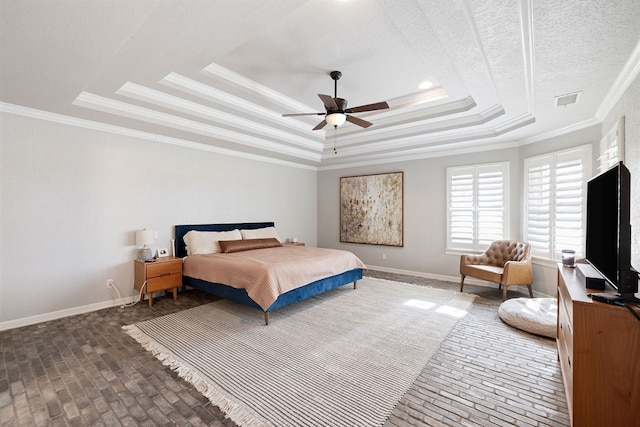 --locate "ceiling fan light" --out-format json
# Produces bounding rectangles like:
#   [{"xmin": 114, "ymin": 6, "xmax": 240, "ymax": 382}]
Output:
[{"xmin": 326, "ymin": 113, "xmax": 347, "ymax": 126}]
